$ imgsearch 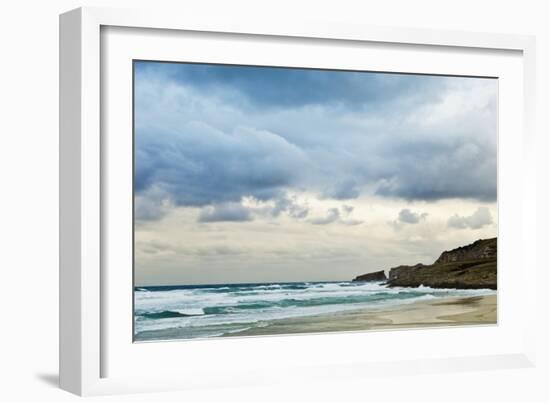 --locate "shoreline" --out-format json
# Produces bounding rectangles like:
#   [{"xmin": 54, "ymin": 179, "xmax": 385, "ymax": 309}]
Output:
[{"xmin": 224, "ymin": 294, "xmax": 497, "ymax": 337}]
